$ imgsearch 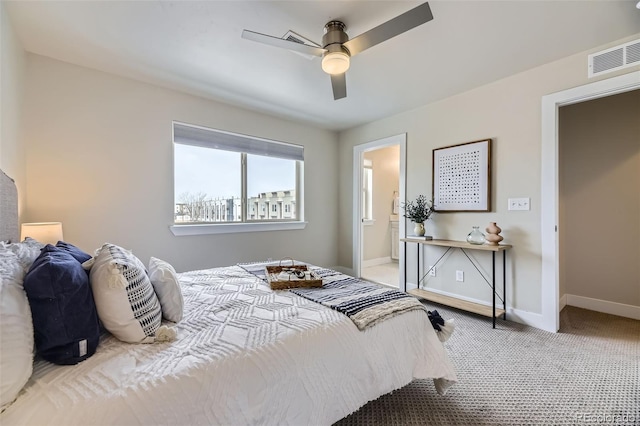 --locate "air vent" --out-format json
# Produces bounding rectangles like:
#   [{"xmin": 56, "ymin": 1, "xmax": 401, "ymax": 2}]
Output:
[
  {"xmin": 588, "ymin": 39, "xmax": 640, "ymax": 78},
  {"xmin": 282, "ymin": 30, "xmax": 321, "ymax": 60},
  {"xmin": 626, "ymin": 41, "xmax": 640, "ymax": 65}
]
